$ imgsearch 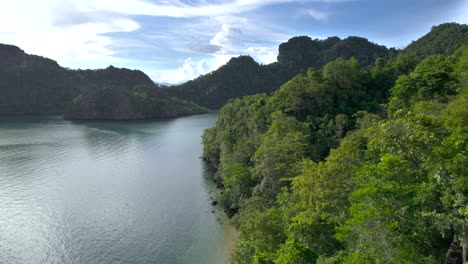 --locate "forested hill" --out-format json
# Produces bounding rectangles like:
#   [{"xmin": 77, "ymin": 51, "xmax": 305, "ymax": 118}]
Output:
[
  {"xmin": 2, "ymin": 23, "xmax": 465, "ymax": 118},
  {"xmin": 403, "ymin": 23, "xmax": 468, "ymax": 62},
  {"xmin": 166, "ymin": 36, "xmax": 394, "ymax": 109},
  {"xmin": 0, "ymin": 44, "xmax": 72, "ymax": 115},
  {"xmin": 167, "ymin": 22, "xmax": 468, "ymax": 109},
  {"xmin": 202, "ymin": 29, "xmax": 468, "ymax": 262},
  {"xmin": 0, "ymin": 45, "xmax": 207, "ymax": 119}
]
